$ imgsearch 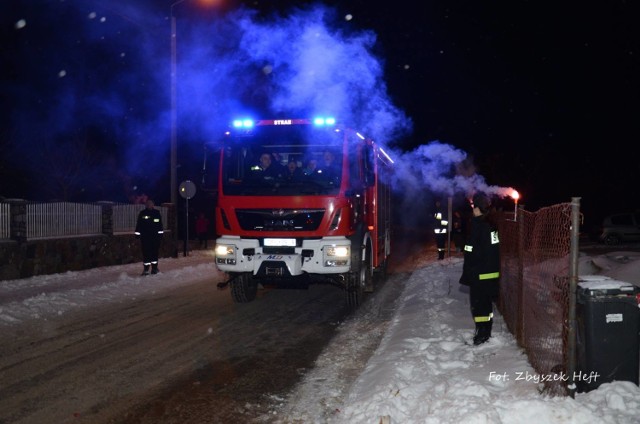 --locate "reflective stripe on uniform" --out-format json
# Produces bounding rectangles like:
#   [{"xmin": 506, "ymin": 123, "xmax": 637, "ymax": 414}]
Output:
[
  {"xmin": 479, "ymin": 272, "xmax": 500, "ymax": 280},
  {"xmin": 464, "ymin": 245, "xmax": 473, "ymax": 252},
  {"xmin": 474, "ymin": 314, "xmax": 493, "ymax": 323}
]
